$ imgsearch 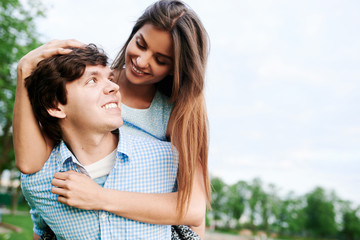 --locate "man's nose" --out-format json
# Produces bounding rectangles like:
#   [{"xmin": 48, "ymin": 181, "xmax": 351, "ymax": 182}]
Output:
[{"xmin": 104, "ymin": 81, "xmax": 119, "ymax": 94}]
